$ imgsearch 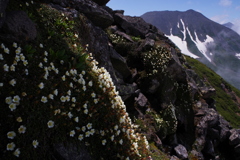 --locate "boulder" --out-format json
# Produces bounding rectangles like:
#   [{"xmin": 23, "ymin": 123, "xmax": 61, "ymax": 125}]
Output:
[
  {"xmin": 199, "ymin": 86, "xmax": 216, "ymax": 98},
  {"xmin": 69, "ymin": 0, "xmax": 113, "ymax": 28},
  {"xmin": 91, "ymin": 0, "xmax": 110, "ymax": 6},
  {"xmin": 229, "ymin": 129, "xmax": 240, "ymax": 146},
  {"xmin": 113, "ymin": 10, "xmax": 124, "ymax": 15},
  {"xmin": 0, "ymin": 11, "xmax": 37, "ymax": 42},
  {"xmin": 135, "ymin": 92, "xmax": 148, "ymax": 107},
  {"xmin": 0, "ymin": 0, "xmax": 9, "ymax": 28},
  {"xmin": 136, "ymin": 38, "xmax": 155, "ymax": 52},
  {"xmin": 203, "ymin": 140, "xmax": 215, "ymax": 158},
  {"xmin": 174, "ymin": 144, "xmax": 188, "ymax": 159},
  {"xmin": 114, "ymin": 13, "xmax": 150, "ymax": 38},
  {"xmin": 219, "ymin": 116, "xmax": 231, "ymax": 142},
  {"xmin": 115, "ymin": 30, "xmax": 134, "ymax": 42},
  {"xmin": 170, "ymin": 155, "xmax": 180, "ymax": 160},
  {"xmin": 109, "ymin": 47, "xmax": 131, "ymax": 80}
]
